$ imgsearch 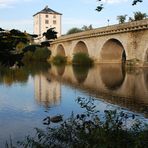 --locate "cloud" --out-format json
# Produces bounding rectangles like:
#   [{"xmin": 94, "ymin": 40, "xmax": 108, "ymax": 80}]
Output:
[
  {"xmin": 0, "ymin": 0, "xmax": 17, "ymax": 7},
  {"xmin": 0, "ymin": 0, "xmax": 32, "ymax": 8},
  {"xmin": 102, "ymin": 0, "xmax": 128, "ymax": 4}
]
